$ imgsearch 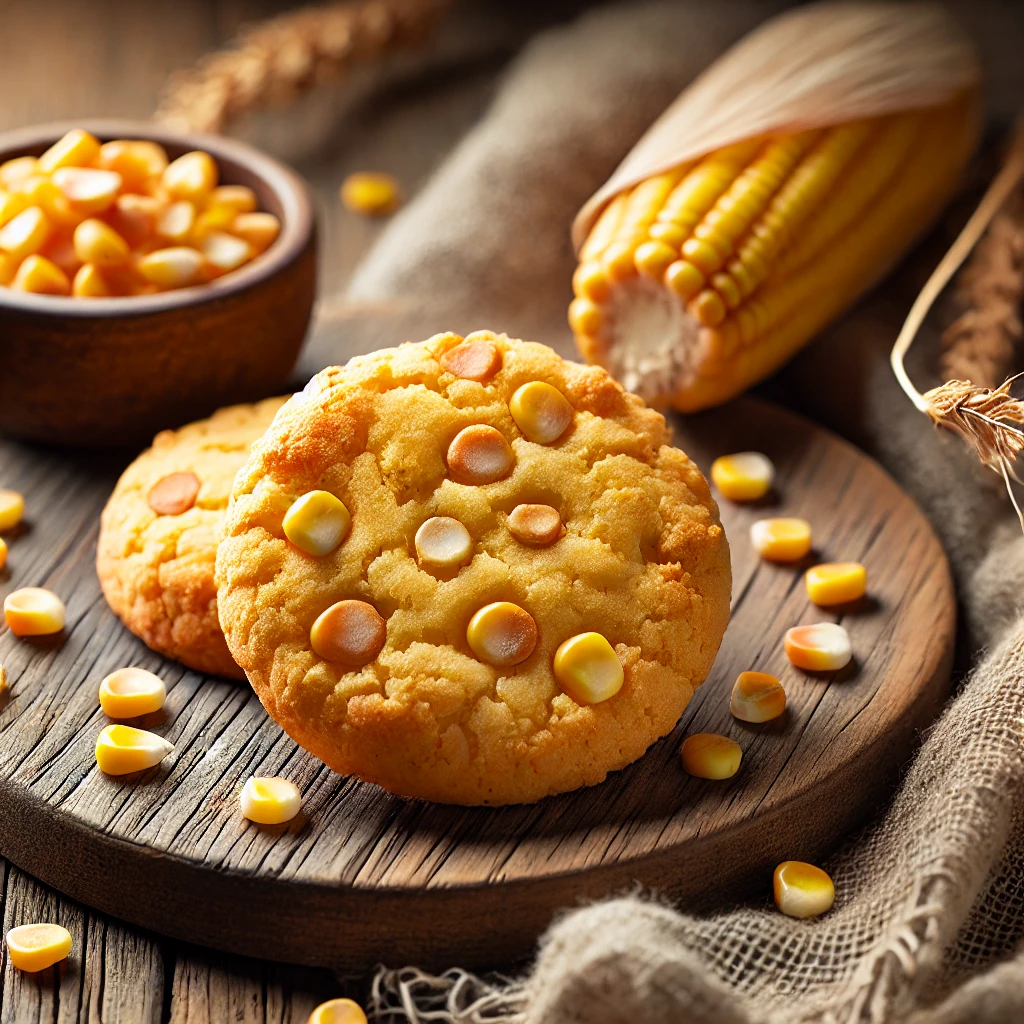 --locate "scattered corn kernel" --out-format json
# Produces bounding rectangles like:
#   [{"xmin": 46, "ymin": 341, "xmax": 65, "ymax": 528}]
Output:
[
  {"xmin": 507, "ymin": 503, "xmax": 562, "ymax": 547},
  {"xmin": 0, "ymin": 538, "xmax": 6, "ymax": 571},
  {"xmin": 51, "ymin": 167, "xmax": 121, "ymax": 214},
  {"xmin": 805, "ymin": 562, "xmax": 867, "ymax": 606},
  {"xmin": 774, "ymin": 861, "xmax": 835, "ymax": 918},
  {"xmin": 72, "ymin": 263, "xmax": 111, "ymax": 298},
  {"xmin": 509, "ymin": 381, "xmax": 574, "ymax": 445},
  {"xmin": 202, "ymin": 230, "xmax": 252, "ymax": 275},
  {"xmin": 148, "ymin": 471, "xmax": 200, "ymax": 515},
  {"xmin": 12, "ymin": 254, "xmax": 70, "ymax": 295},
  {"xmin": 73, "ymin": 218, "xmax": 129, "ymax": 267},
  {"xmin": 681, "ymin": 733, "xmax": 743, "ymax": 779},
  {"xmin": 447, "ymin": 425, "xmax": 514, "ymax": 485},
  {"xmin": 231, "ymin": 211, "xmax": 280, "ymax": 252},
  {"xmin": 99, "ymin": 667, "xmax": 166, "ymax": 718},
  {"xmin": 784, "ymin": 622, "xmax": 852, "ymax": 671},
  {"xmin": 310, "ymin": 600, "xmax": 387, "ymax": 666},
  {"xmin": 283, "ymin": 491, "xmax": 351, "ymax": 557},
  {"xmin": 553, "ymin": 631, "xmax": 623, "ymax": 704},
  {"xmin": 0, "ymin": 489, "xmax": 25, "ymax": 531},
  {"xmin": 95, "ymin": 724, "xmax": 173, "ymax": 775},
  {"xmin": 0, "ymin": 206, "xmax": 51, "ymax": 261},
  {"xmin": 731, "ymin": 671, "xmax": 786, "ymax": 723},
  {"xmin": 307, "ymin": 998, "xmax": 368, "ymax": 1024},
  {"xmin": 5, "ymin": 923, "xmax": 73, "ymax": 972},
  {"xmin": 710, "ymin": 451, "xmax": 775, "ymax": 501},
  {"xmin": 4, "ymin": 587, "xmax": 65, "ymax": 636},
  {"xmin": 0, "ymin": 664, "xmax": 7, "ymax": 695},
  {"xmin": 163, "ymin": 151, "xmax": 218, "ymax": 200},
  {"xmin": 38, "ymin": 128, "xmax": 100, "ymax": 174},
  {"xmin": 240, "ymin": 776, "xmax": 302, "ymax": 825},
  {"xmin": 415, "ymin": 516, "xmax": 473, "ymax": 569},
  {"xmin": 750, "ymin": 517, "xmax": 812, "ymax": 562},
  {"xmin": 440, "ymin": 338, "xmax": 502, "ymax": 381},
  {"xmin": 341, "ymin": 172, "xmax": 401, "ymax": 216},
  {"xmin": 137, "ymin": 246, "xmax": 204, "ymax": 289},
  {"xmin": 467, "ymin": 601, "xmax": 538, "ymax": 667}
]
